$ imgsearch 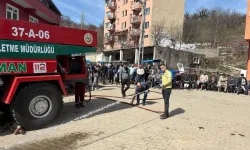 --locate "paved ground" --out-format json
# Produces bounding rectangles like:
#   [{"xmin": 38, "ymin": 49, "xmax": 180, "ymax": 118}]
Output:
[{"xmin": 1, "ymin": 84, "xmax": 250, "ymax": 150}]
